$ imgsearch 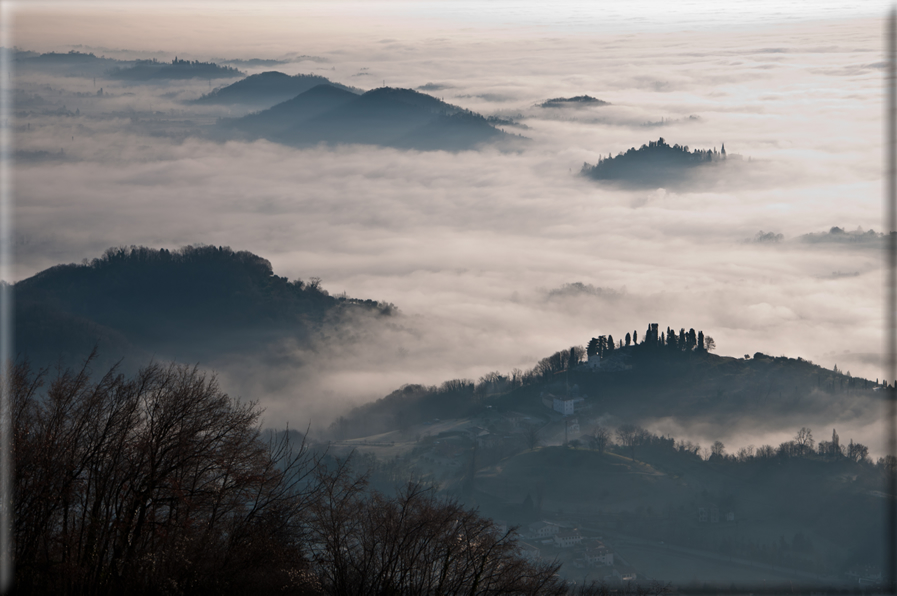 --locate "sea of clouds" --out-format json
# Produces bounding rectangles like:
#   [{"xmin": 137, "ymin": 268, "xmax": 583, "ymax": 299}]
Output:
[{"xmin": 7, "ymin": 2, "xmax": 892, "ymax": 449}]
